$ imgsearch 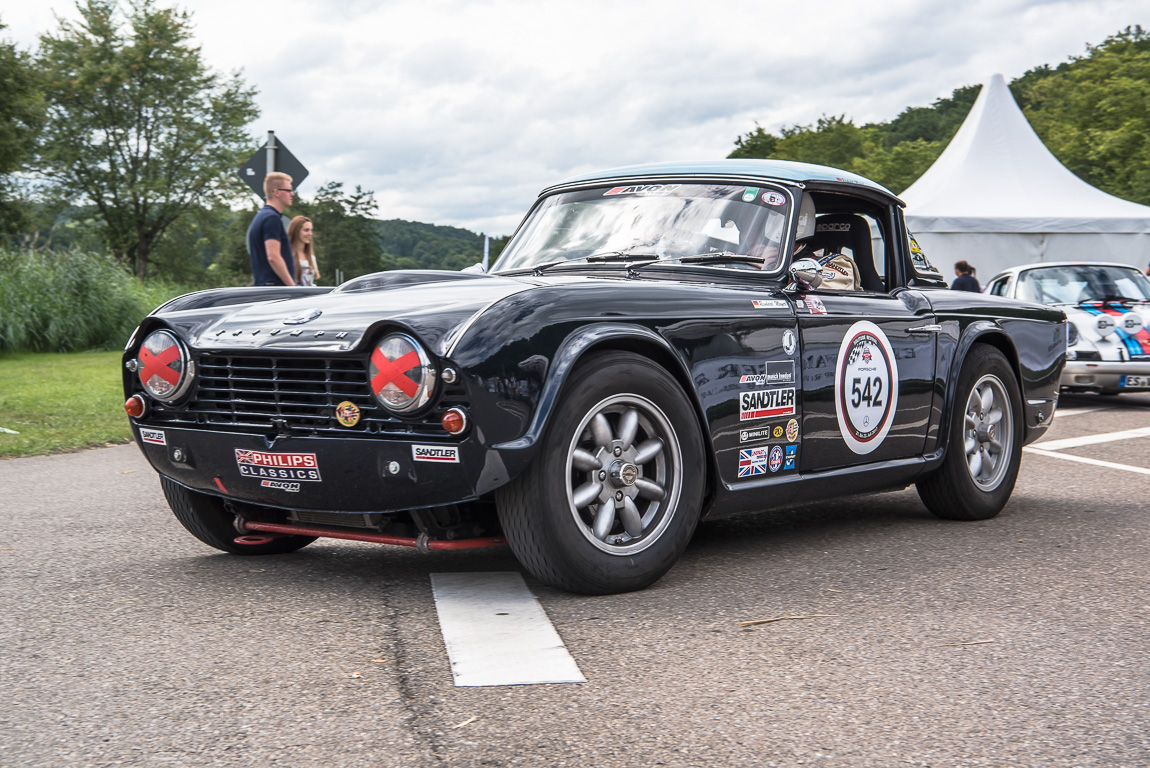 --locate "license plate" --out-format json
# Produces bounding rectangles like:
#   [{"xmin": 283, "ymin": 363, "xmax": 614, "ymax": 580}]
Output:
[{"xmin": 1121, "ymin": 374, "xmax": 1150, "ymax": 388}]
